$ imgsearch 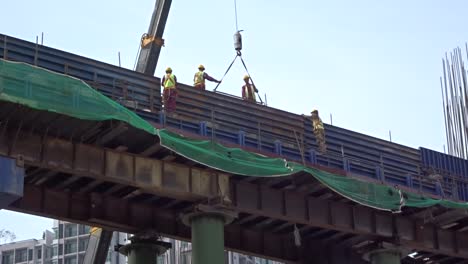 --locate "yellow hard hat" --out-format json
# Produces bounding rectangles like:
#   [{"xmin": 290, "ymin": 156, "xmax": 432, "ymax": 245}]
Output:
[
  {"xmin": 166, "ymin": 67, "xmax": 172, "ymax": 73},
  {"xmin": 198, "ymin": 64, "xmax": 205, "ymax": 70},
  {"xmin": 243, "ymin": 75, "xmax": 250, "ymax": 80}
]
